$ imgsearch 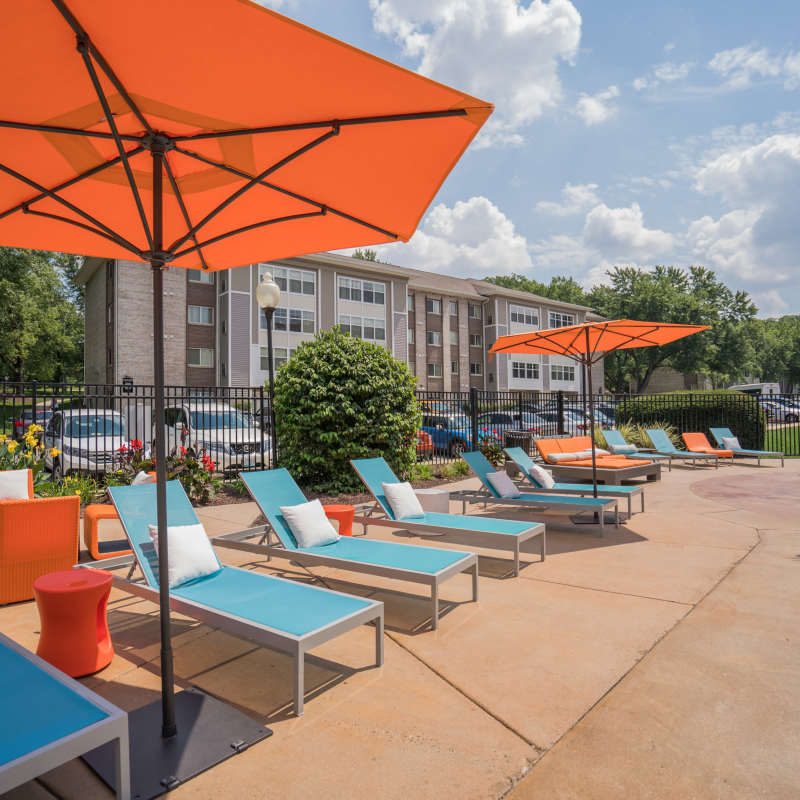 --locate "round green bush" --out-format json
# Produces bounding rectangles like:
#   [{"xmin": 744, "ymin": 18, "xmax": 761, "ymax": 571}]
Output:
[{"xmin": 273, "ymin": 328, "xmax": 420, "ymax": 493}]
